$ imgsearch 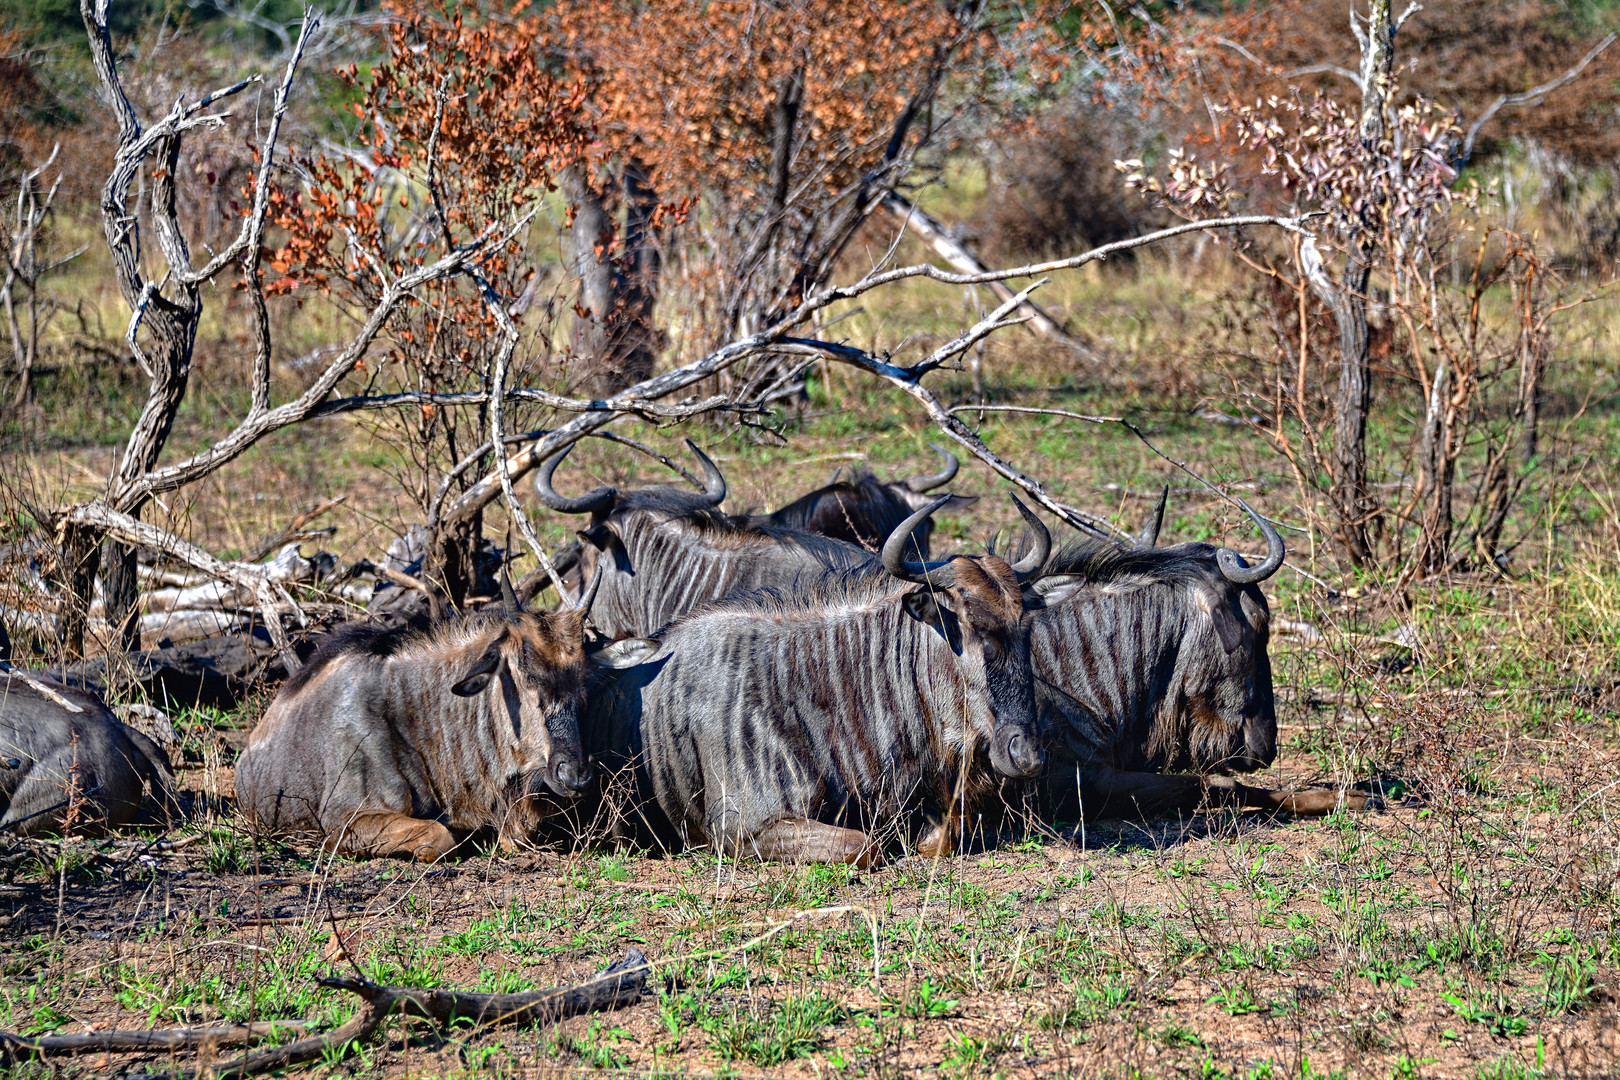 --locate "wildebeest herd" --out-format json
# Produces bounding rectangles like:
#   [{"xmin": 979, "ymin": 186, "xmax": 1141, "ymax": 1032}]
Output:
[{"xmin": 1, "ymin": 444, "xmax": 1367, "ymax": 864}]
